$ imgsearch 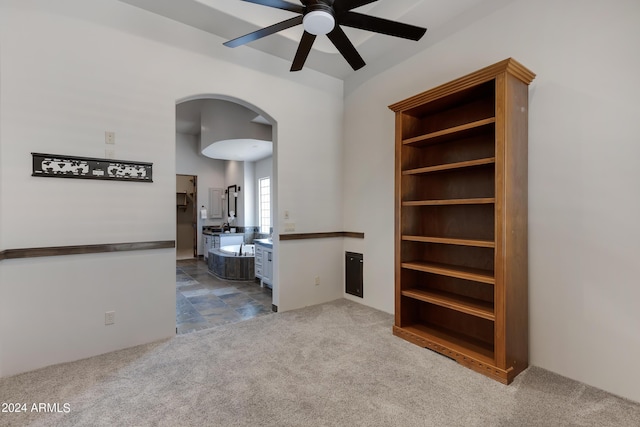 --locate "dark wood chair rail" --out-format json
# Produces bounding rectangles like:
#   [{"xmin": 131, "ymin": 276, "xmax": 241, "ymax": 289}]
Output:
[
  {"xmin": 0, "ymin": 232, "xmax": 364, "ymax": 260},
  {"xmin": 0, "ymin": 240, "xmax": 175, "ymax": 261},
  {"xmin": 279, "ymin": 232, "xmax": 364, "ymax": 241}
]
